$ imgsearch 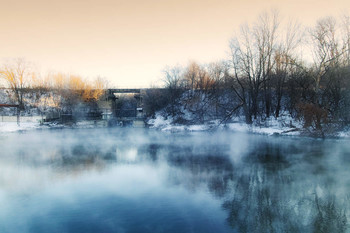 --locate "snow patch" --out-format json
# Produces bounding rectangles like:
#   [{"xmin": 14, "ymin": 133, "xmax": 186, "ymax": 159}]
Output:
[
  {"xmin": 0, "ymin": 122, "xmax": 40, "ymax": 133},
  {"xmin": 337, "ymin": 129, "xmax": 350, "ymax": 138},
  {"xmin": 147, "ymin": 114, "xmax": 172, "ymax": 129},
  {"xmin": 147, "ymin": 113, "xmax": 302, "ymax": 136}
]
